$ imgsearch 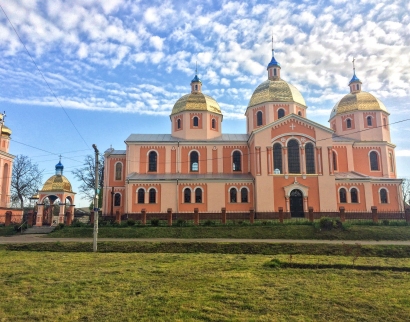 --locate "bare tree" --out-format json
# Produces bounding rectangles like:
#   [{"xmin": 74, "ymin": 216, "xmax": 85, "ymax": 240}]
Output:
[
  {"xmin": 402, "ymin": 178, "xmax": 410, "ymax": 209},
  {"xmin": 72, "ymin": 155, "xmax": 104, "ymax": 207},
  {"xmin": 11, "ymin": 155, "xmax": 43, "ymax": 209}
]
